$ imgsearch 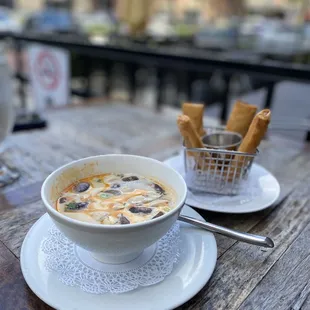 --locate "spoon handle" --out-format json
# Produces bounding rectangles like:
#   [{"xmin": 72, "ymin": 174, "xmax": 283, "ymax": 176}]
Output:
[{"xmin": 178, "ymin": 215, "xmax": 274, "ymax": 248}]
